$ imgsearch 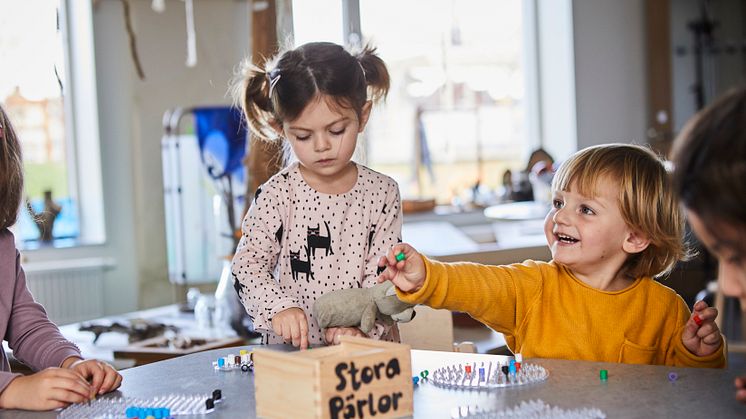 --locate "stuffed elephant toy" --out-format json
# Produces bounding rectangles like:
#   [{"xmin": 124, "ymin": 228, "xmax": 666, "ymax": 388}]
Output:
[{"xmin": 313, "ymin": 281, "xmax": 416, "ymax": 334}]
